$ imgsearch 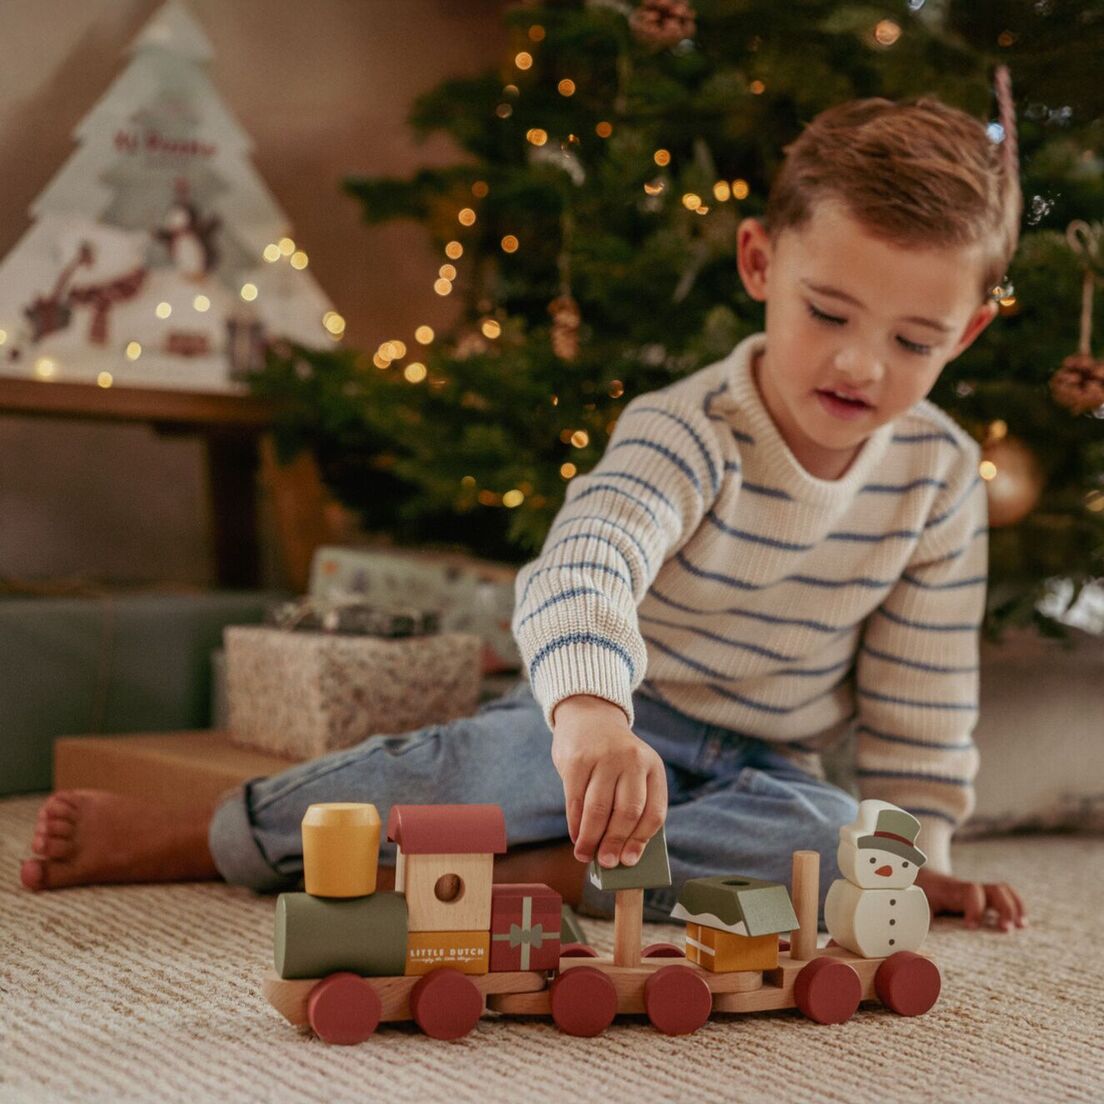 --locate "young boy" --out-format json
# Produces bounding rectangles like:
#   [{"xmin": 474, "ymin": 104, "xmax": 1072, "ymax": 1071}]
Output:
[{"xmin": 22, "ymin": 90, "xmax": 1026, "ymax": 932}]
